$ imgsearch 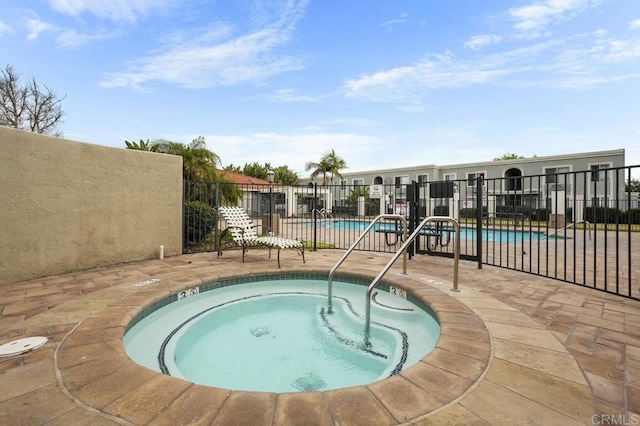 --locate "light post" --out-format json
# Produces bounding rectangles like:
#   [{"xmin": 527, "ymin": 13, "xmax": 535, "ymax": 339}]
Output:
[{"xmin": 267, "ymin": 170, "xmax": 275, "ymax": 234}]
